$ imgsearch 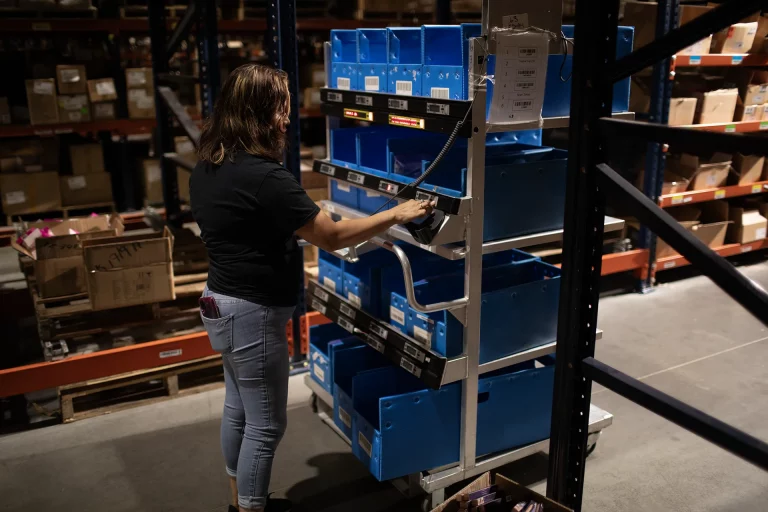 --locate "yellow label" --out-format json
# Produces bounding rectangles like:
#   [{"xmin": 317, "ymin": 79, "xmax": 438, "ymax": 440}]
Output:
[
  {"xmin": 388, "ymin": 114, "xmax": 425, "ymax": 129},
  {"xmin": 752, "ymin": 184, "xmax": 763, "ymax": 194},
  {"xmin": 714, "ymin": 189, "xmax": 726, "ymax": 200},
  {"xmin": 671, "ymin": 195, "xmax": 684, "ymax": 205},
  {"xmin": 343, "ymin": 109, "xmax": 373, "ymax": 121}
]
